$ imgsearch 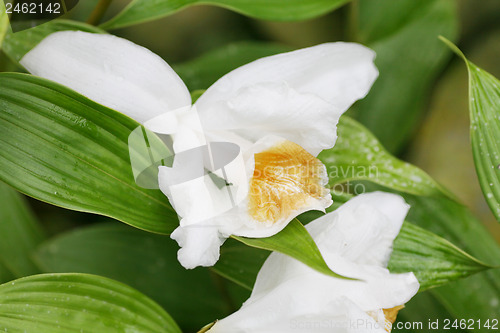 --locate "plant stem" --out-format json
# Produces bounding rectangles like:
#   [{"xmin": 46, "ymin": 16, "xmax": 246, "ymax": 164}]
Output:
[{"xmin": 87, "ymin": 0, "xmax": 113, "ymax": 26}]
